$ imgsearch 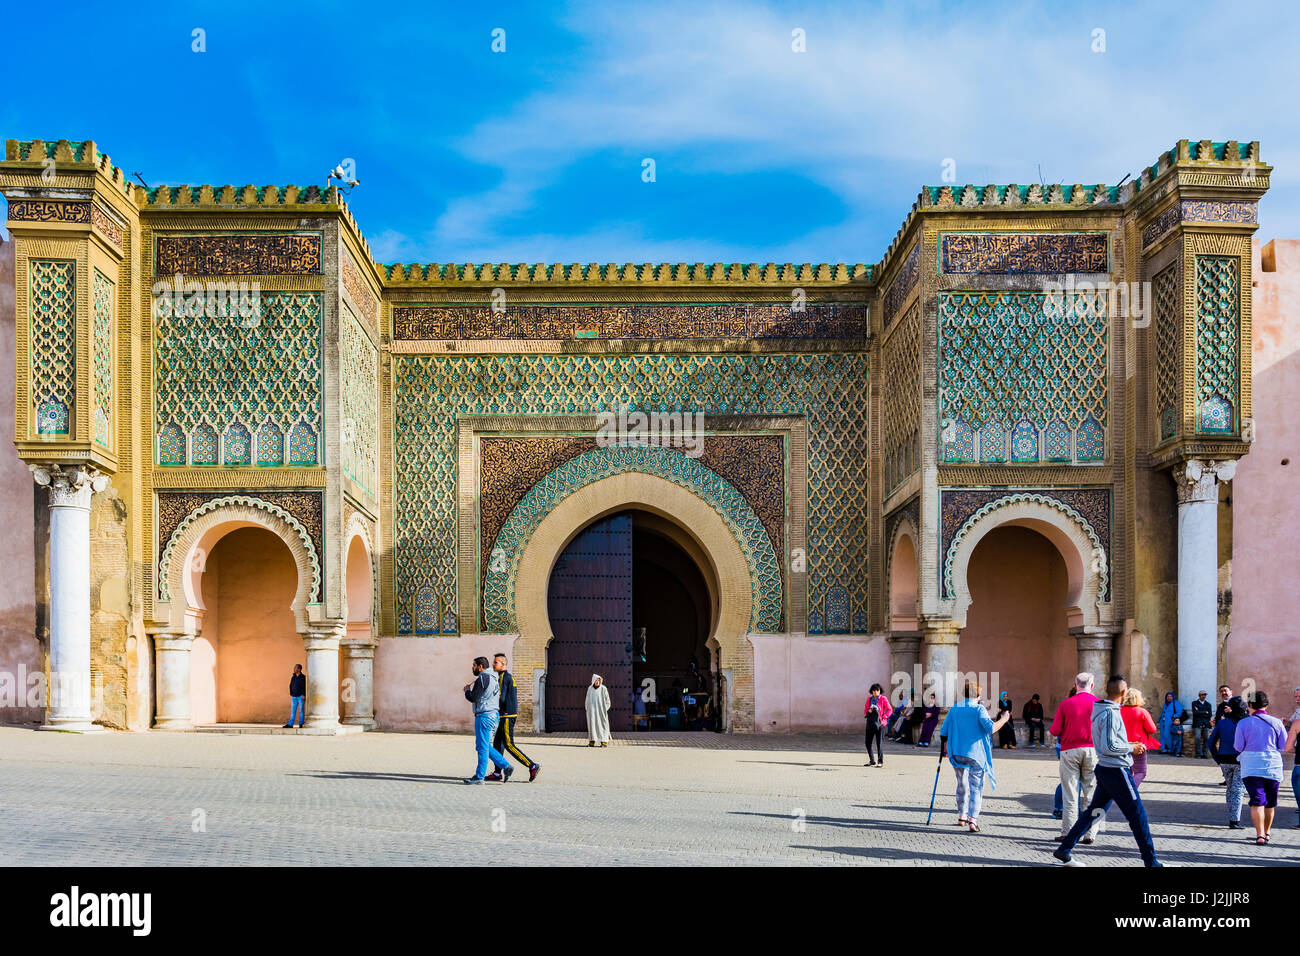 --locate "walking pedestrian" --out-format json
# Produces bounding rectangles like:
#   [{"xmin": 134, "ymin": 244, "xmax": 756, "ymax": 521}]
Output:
[
  {"xmin": 1159, "ymin": 691, "xmax": 1185, "ymax": 757},
  {"xmin": 486, "ymin": 653, "xmax": 540, "ymax": 782},
  {"xmin": 863, "ymin": 683, "xmax": 893, "ymax": 766},
  {"xmin": 1233, "ymin": 691, "xmax": 1287, "ymax": 845},
  {"xmin": 997, "ymin": 691, "xmax": 1016, "ymax": 749},
  {"xmin": 1214, "ymin": 684, "xmax": 1234, "ymax": 785},
  {"xmin": 1120, "ymin": 687, "xmax": 1161, "ymax": 789},
  {"xmin": 283, "ymin": 663, "xmax": 306, "ymax": 729},
  {"xmin": 1023, "ymin": 693, "xmax": 1046, "ymax": 747},
  {"xmin": 1052, "ymin": 675, "xmax": 1161, "ymax": 868},
  {"xmin": 463, "ymin": 656, "xmax": 511, "ymax": 784},
  {"xmin": 1051, "ymin": 673, "xmax": 1103, "ymax": 843},
  {"xmin": 939, "ymin": 681, "xmax": 1010, "ymax": 833},
  {"xmin": 1192, "ymin": 691, "xmax": 1213, "ymax": 758},
  {"xmin": 1286, "ymin": 688, "xmax": 1300, "ymax": 829},
  {"xmin": 1209, "ymin": 695, "xmax": 1247, "ymax": 829},
  {"xmin": 917, "ymin": 693, "xmax": 940, "ymax": 747},
  {"xmin": 586, "ymin": 674, "xmax": 612, "ymax": 746}
]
